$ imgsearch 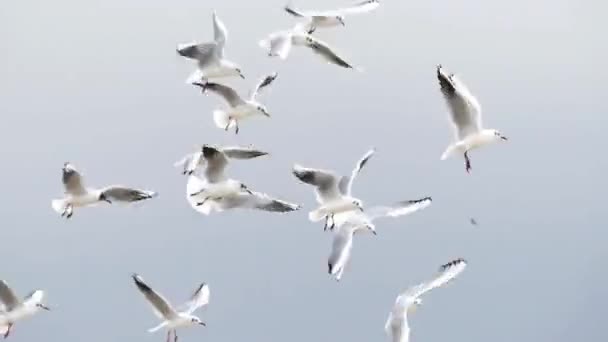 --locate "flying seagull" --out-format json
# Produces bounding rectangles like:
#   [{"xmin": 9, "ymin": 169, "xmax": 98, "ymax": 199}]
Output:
[
  {"xmin": 185, "ymin": 146, "xmax": 300, "ymax": 215},
  {"xmin": 259, "ymin": 25, "xmax": 360, "ymax": 70},
  {"xmin": 0, "ymin": 280, "xmax": 50, "ymax": 339},
  {"xmin": 436, "ymin": 65, "xmax": 508, "ymax": 173},
  {"xmin": 385, "ymin": 258, "xmax": 467, "ymax": 342},
  {"xmin": 51, "ymin": 163, "xmax": 157, "ymax": 218},
  {"xmin": 292, "ymin": 148, "xmax": 375, "ymax": 229},
  {"xmin": 328, "ymin": 197, "xmax": 432, "ymax": 281},
  {"xmin": 192, "ymin": 72, "xmax": 278, "ymax": 134},
  {"xmin": 132, "ymin": 274, "xmax": 208, "ymax": 342},
  {"xmin": 174, "ymin": 145, "xmax": 268, "ymax": 176},
  {"xmin": 177, "ymin": 11, "xmax": 244, "ymax": 84},
  {"xmin": 284, "ymin": 0, "xmax": 380, "ymax": 33}
]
